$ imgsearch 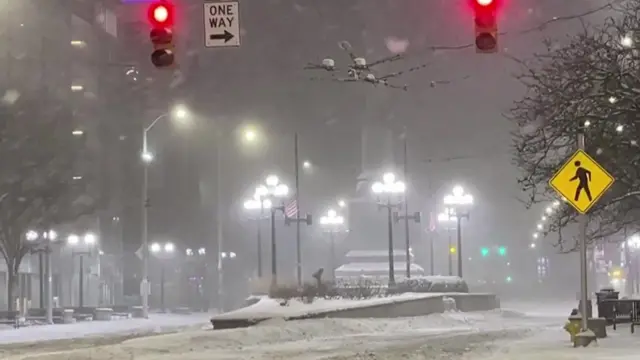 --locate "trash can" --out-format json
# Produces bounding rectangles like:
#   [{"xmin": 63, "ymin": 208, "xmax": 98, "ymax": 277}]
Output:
[{"xmin": 596, "ymin": 288, "xmax": 619, "ymax": 320}]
